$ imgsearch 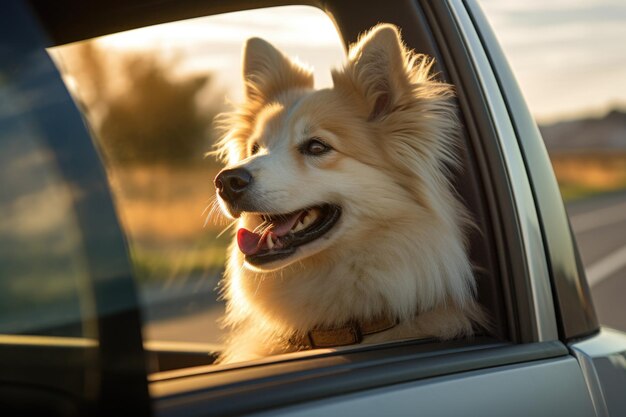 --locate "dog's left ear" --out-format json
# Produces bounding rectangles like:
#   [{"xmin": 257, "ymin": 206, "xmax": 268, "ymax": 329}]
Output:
[
  {"xmin": 344, "ymin": 24, "xmax": 409, "ymax": 121},
  {"xmin": 243, "ymin": 38, "xmax": 314, "ymax": 104}
]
